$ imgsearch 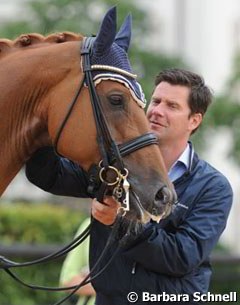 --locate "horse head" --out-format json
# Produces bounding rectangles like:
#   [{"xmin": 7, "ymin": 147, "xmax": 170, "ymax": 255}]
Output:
[{"xmin": 51, "ymin": 7, "xmax": 177, "ymax": 227}]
